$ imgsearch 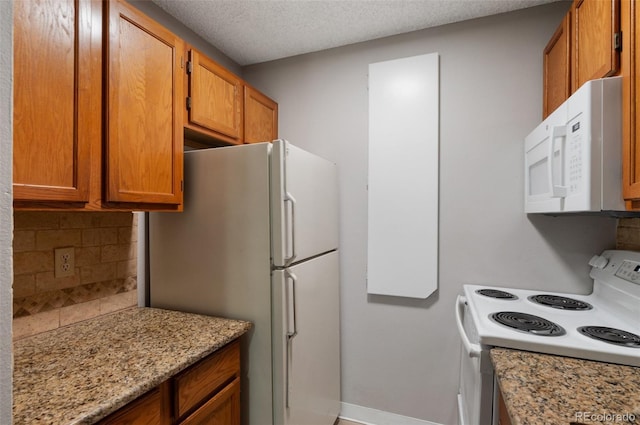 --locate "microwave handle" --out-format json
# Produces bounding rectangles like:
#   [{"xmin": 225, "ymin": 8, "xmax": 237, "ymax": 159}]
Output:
[{"xmin": 548, "ymin": 125, "xmax": 568, "ymax": 198}]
